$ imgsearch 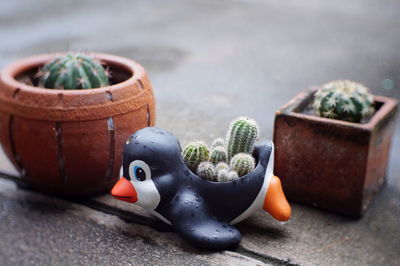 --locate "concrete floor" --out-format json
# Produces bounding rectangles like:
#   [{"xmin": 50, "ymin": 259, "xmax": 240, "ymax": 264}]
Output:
[{"xmin": 1, "ymin": 0, "xmax": 400, "ymax": 265}]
